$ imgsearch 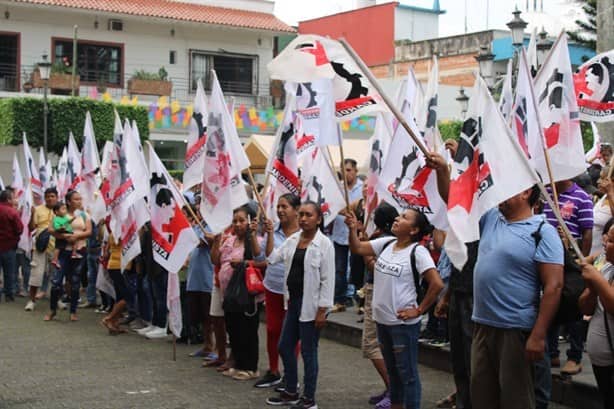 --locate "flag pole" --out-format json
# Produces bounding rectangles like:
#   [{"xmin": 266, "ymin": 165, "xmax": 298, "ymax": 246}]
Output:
[
  {"xmin": 336, "ymin": 125, "xmax": 351, "ymax": 210},
  {"xmin": 339, "ymin": 38, "xmax": 429, "ymax": 157},
  {"xmin": 246, "ymin": 167, "xmax": 266, "ymax": 217}
]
